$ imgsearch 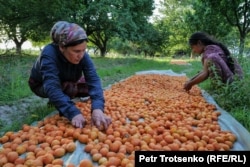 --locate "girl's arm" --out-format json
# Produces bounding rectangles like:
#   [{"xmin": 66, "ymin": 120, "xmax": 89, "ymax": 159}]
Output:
[{"xmin": 184, "ymin": 59, "xmax": 210, "ymax": 91}]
